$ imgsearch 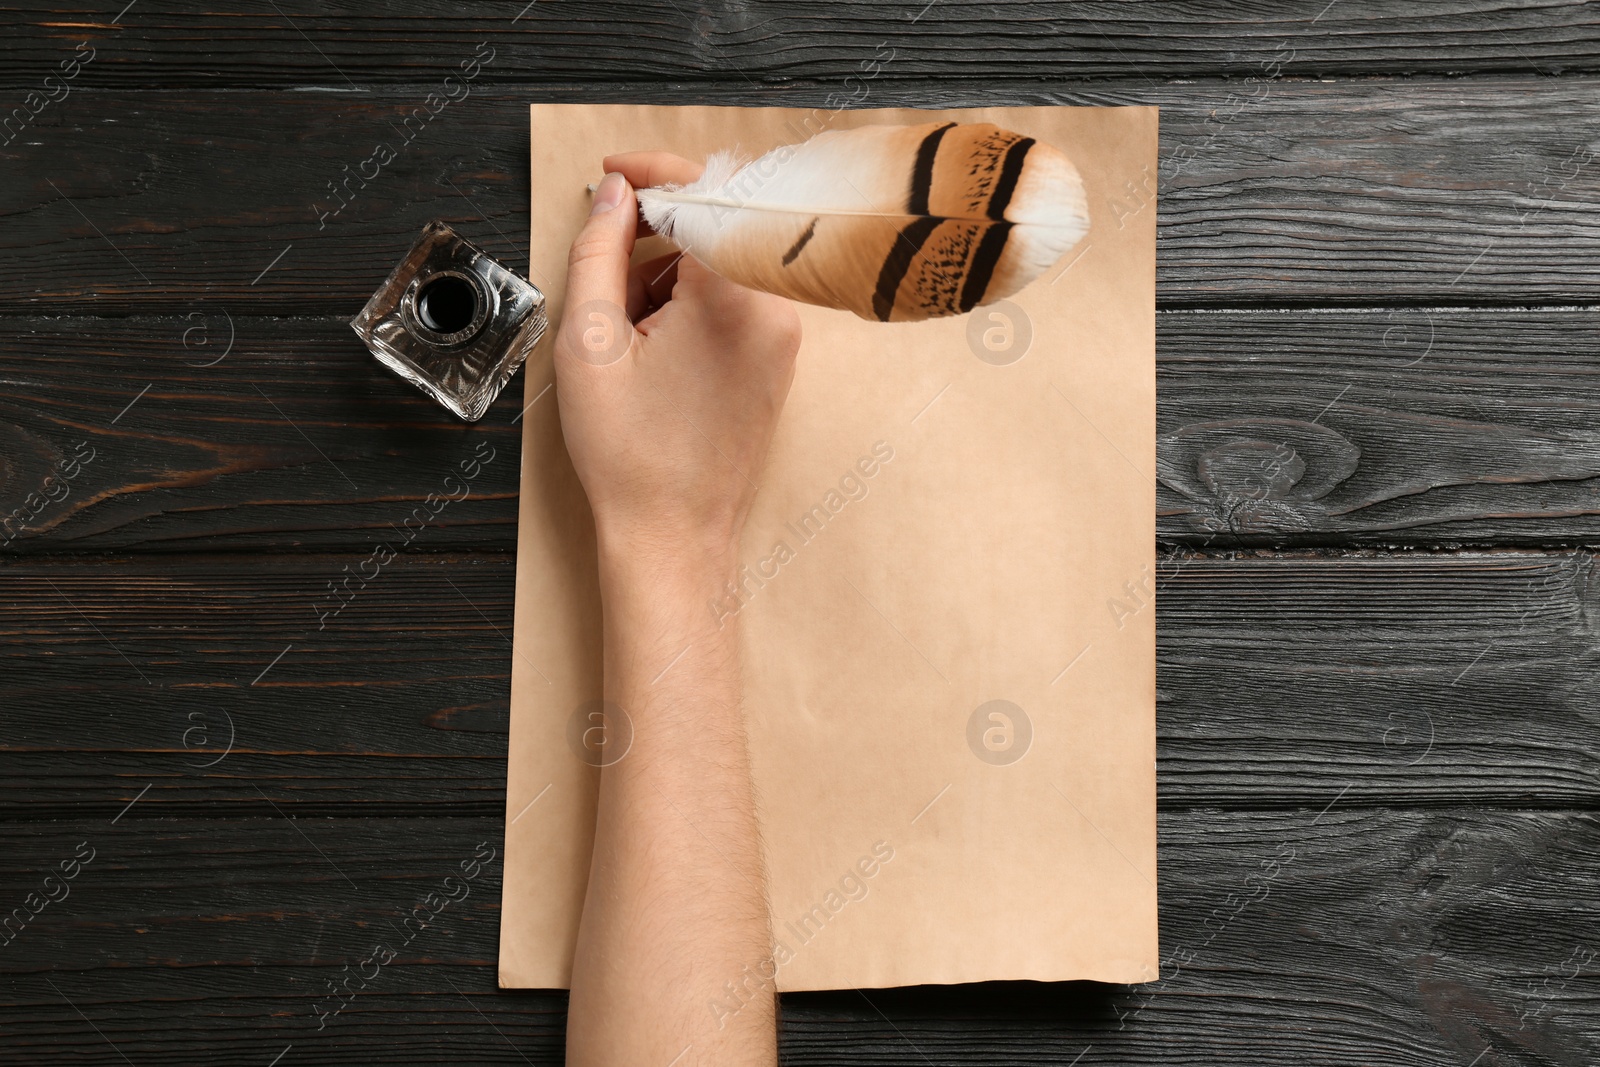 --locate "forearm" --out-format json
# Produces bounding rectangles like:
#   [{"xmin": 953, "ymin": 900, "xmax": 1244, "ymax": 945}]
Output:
[{"xmin": 566, "ymin": 532, "xmax": 777, "ymax": 1066}]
